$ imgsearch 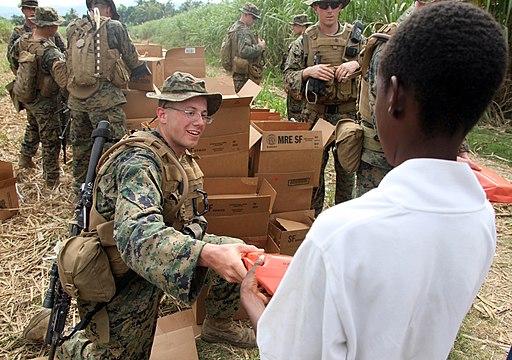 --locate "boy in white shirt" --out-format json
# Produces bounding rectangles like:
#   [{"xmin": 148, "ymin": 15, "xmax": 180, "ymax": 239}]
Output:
[{"xmin": 241, "ymin": 2, "xmax": 507, "ymax": 359}]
